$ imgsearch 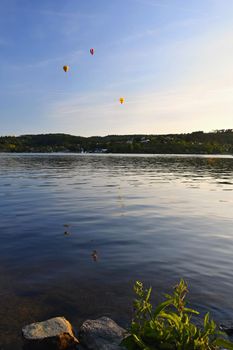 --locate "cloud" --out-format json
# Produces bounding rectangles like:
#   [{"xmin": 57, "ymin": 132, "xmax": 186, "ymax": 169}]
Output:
[
  {"xmin": 36, "ymin": 9, "xmax": 95, "ymax": 19},
  {"xmin": 2, "ymin": 0, "xmax": 232, "ymax": 136},
  {"xmin": 4, "ymin": 49, "xmax": 83, "ymax": 70},
  {"xmin": 130, "ymin": 0, "xmax": 203, "ymax": 14},
  {"xmin": 47, "ymin": 24, "xmax": 233, "ymax": 136},
  {"xmin": 47, "ymin": 76, "xmax": 233, "ymax": 136},
  {"xmin": 118, "ymin": 16, "xmax": 208, "ymax": 45}
]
